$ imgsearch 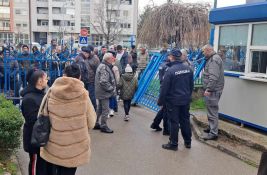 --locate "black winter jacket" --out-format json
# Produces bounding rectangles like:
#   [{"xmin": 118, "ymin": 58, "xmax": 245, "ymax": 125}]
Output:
[
  {"xmin": 21, "ymin": 86, "xmax": 45, "ymax": 153},
  {"xmin": 120, "ymin": 52, "xmax": 129, "ymax": 73},
  {"xmin": 158, "ymin": 60, "xmax": 170, "ymax": 84},
  {"xmin": 158, "ymin": 60, "xmax": 194, "ymax": 106},
  {"xmin": 75, "ymin": 53, "xmax": 90, "ymax": 84}
]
